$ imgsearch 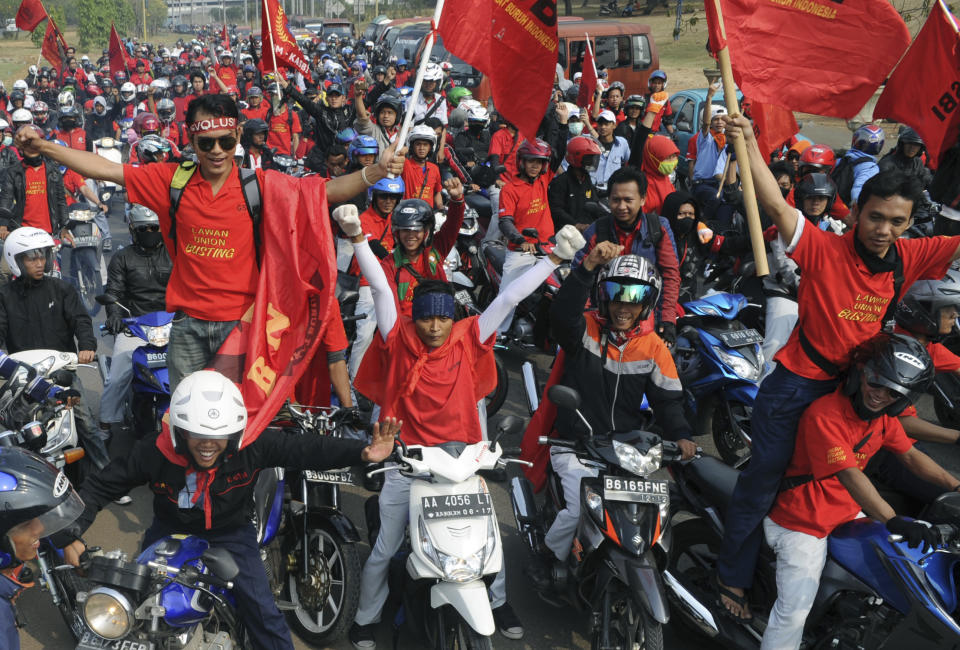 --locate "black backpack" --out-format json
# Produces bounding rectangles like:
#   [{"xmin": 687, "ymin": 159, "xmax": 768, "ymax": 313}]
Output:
[{"xmin": 830, "ymin": 156, "xmax": 872, "ymax": 206}]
